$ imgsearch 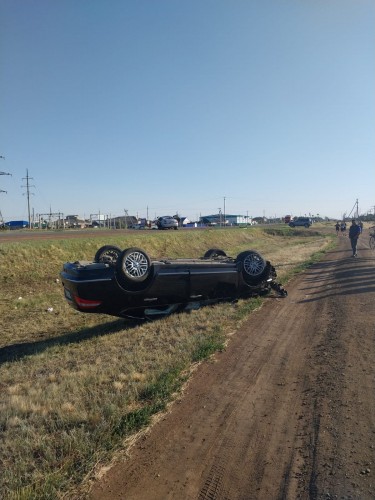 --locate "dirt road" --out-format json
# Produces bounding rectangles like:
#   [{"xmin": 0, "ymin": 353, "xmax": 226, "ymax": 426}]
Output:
[{"xmin": 89, "ymin": 233, "xmax": 375, "ymax": 500}]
